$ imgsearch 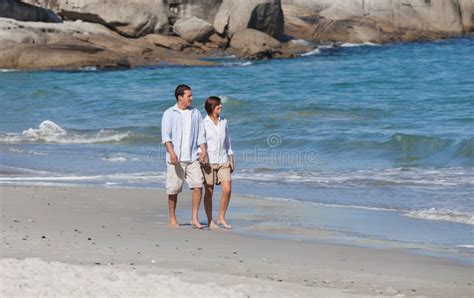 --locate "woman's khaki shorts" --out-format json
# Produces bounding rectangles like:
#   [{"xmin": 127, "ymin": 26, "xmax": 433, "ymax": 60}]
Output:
[
  {"xmin": 166, "ymin": 160, "xmax": 203, "ymax": 195},
  {"xmin": 201, "ymin": 161, "xmax": 231, "ymax": 186}
]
